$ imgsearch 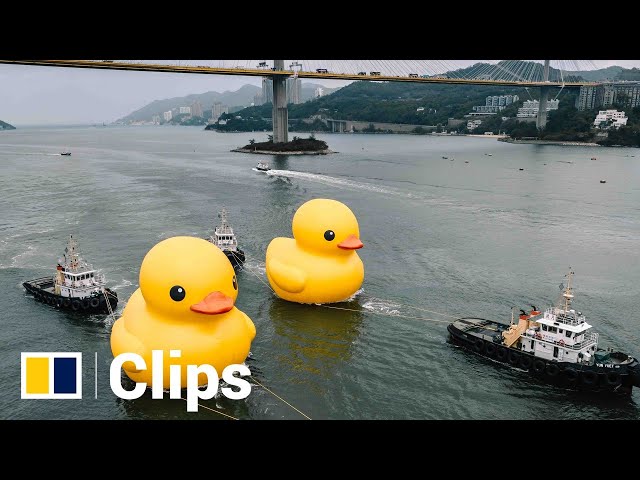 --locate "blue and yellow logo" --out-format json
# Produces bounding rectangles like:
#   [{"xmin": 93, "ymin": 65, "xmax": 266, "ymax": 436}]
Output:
[{"xmin": 21, "ymin": 352, "xmax": 82, "ymax": 399}]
